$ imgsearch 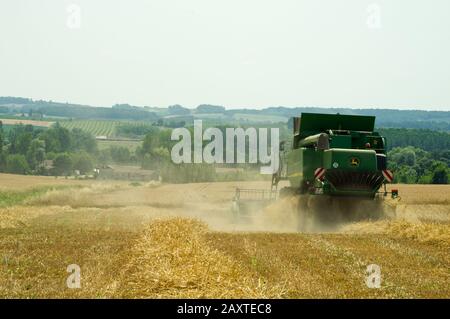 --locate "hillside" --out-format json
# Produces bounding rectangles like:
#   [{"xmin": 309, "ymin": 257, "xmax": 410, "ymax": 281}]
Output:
[{"xmin": 1, "ymin": 97, "xmax": 449, "ymax": 131}]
